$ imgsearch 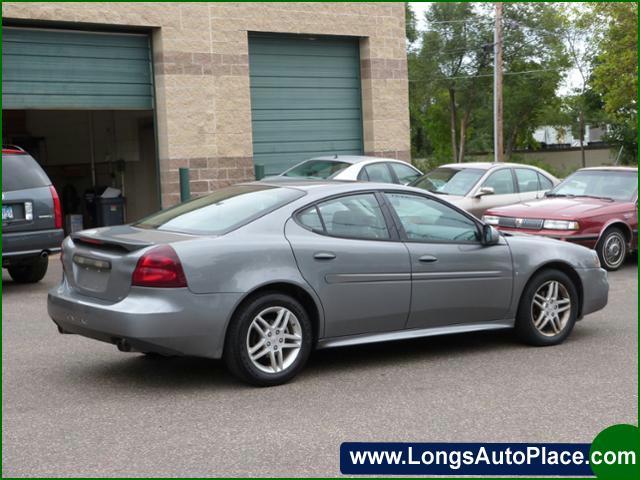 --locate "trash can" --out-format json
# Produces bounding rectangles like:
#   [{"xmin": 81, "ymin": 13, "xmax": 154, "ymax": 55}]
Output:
[{"xmin": 95, "ymin": 197, "xmax": 126, "ymax": 226}]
